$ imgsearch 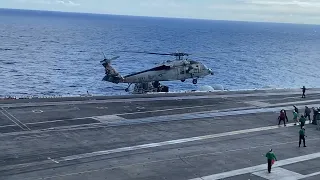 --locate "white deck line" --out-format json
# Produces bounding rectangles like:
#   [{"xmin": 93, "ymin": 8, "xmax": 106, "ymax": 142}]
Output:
[
  {"xmin": 2, "ymin": 108, "xmax": 31, "ymax": 130},
  {"xmin": 190, "ymin": 152, "xmax": 320, "ymax": 180},
  {"xmin": 0, "ymin": 109, "xmax": 25, "ymax": 130},
  {"xmin": 252, "ymin": 167, "xmax": 305, "ymax": 180},
  {"xmin": 302, "ymin": 171, "xmax": 320, "ymax": 179},
  {"xmin": 117, "ymin": 104, "xmax": 320, "ymax": 126},
  {"xmin": 60, "ymin": 122, "xmax": 304, "ymax": 162}
]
